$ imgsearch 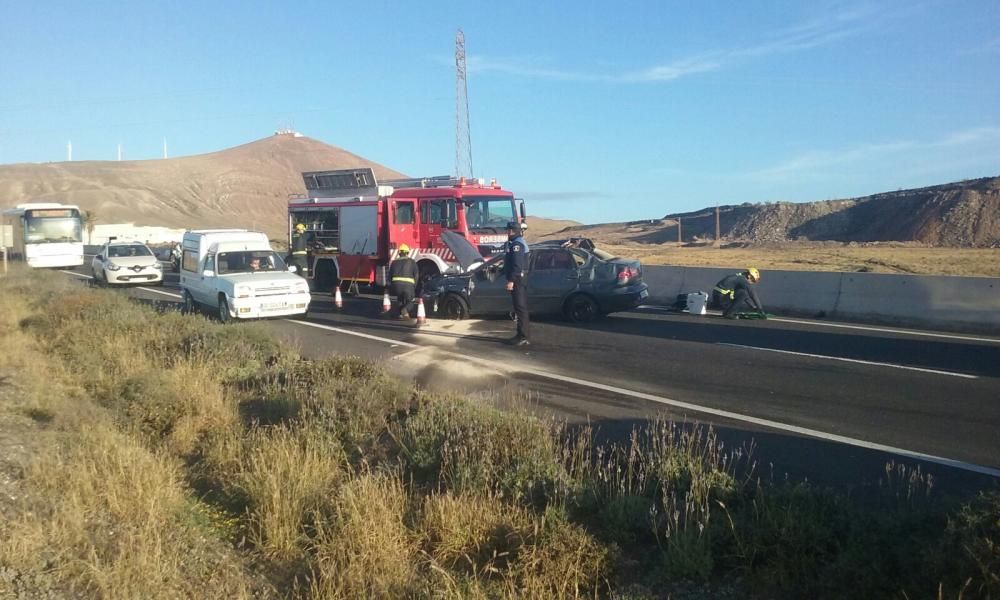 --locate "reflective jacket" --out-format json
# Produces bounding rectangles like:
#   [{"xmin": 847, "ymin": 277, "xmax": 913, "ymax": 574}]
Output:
[
  {"xmin": 713, "ymin": 272, "xmax": 762, "ymax": 310},
  {"xmin": 388, "ymin": 256, "xmax": 418, "ymax": 286}
]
